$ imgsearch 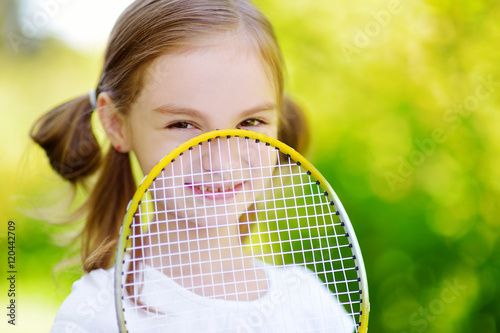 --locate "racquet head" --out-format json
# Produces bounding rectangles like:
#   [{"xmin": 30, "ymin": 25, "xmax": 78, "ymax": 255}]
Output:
[{"xmin": 115, "ymin": 129, "xmax": 369, "ymax": 333}]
